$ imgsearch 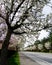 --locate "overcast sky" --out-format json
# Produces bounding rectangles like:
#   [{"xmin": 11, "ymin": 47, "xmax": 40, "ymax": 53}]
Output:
[
  {"xmin": 38, "ymin": 0, "xmax": 52, "ymax": 40},
  {"xmin": 38, "ymin": 30, "xmax": 49, "ymax": 40},
  {"xmin": 42, "ymin": 0, "xmax": 52, "ymax": 16}
]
